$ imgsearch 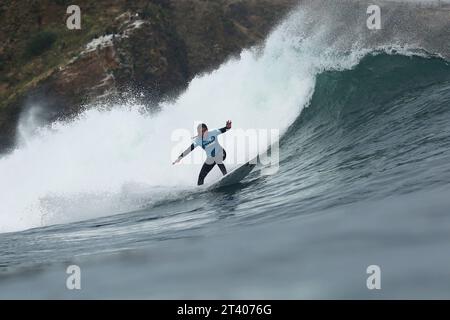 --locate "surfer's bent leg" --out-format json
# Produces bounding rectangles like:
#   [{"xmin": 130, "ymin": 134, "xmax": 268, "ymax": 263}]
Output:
[
  {"xmin": 198, "ymin": 161, "xmax": 216, "ymax": 185},
  {"xmin": 217, "ymin": 149, "xmax": 227, "ymax": 175}
]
